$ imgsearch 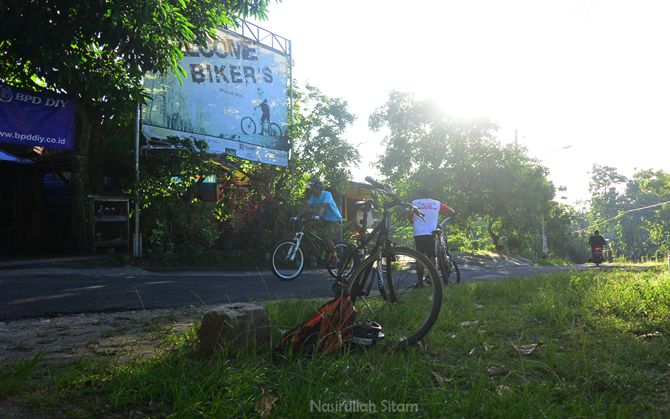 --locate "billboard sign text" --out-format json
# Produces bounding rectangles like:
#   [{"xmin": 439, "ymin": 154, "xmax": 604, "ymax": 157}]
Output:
[{"xmin": 141, "ymin": 28, "xmax": 289, "ymax": 166}]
